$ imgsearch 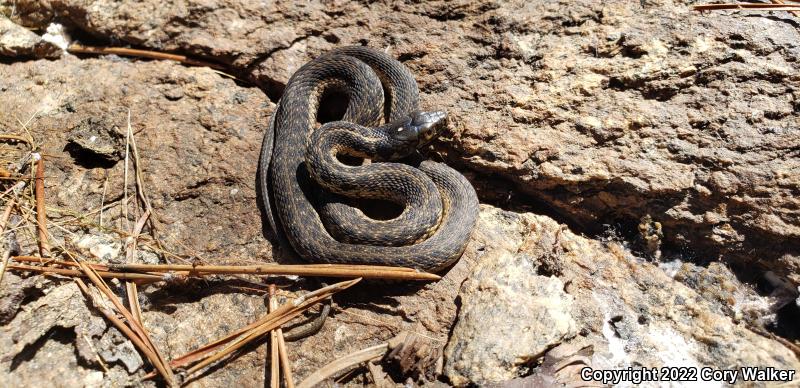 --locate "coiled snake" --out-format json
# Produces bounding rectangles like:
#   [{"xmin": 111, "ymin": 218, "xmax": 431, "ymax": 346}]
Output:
[{"xmin": 258, "ymin": 46, "xmax": 478, "ymax": 273}]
